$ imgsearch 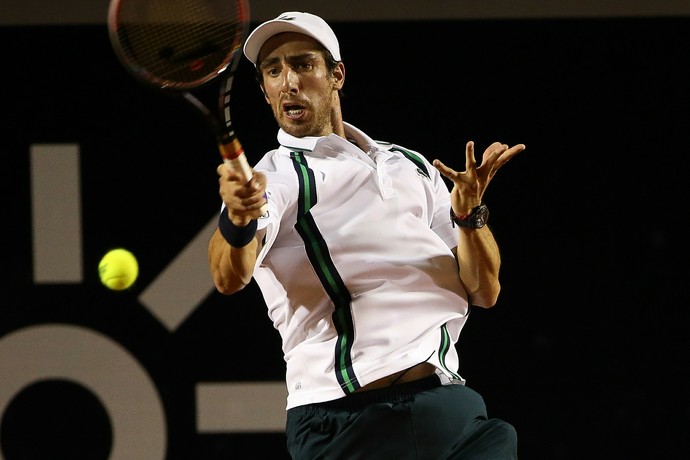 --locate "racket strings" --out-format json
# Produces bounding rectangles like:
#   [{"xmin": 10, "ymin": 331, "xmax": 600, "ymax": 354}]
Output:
[{"xmin": 113, "ymin": 0, "xmax": 245, "ymax": 88}]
